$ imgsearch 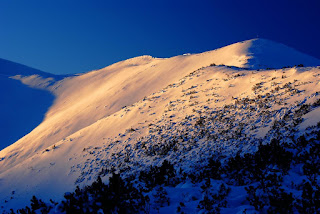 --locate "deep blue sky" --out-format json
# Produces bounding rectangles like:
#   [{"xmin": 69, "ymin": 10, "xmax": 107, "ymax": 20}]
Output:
[{"xmin": 0, "ymin": 0, "xmax": 319, "ymax": 74}]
